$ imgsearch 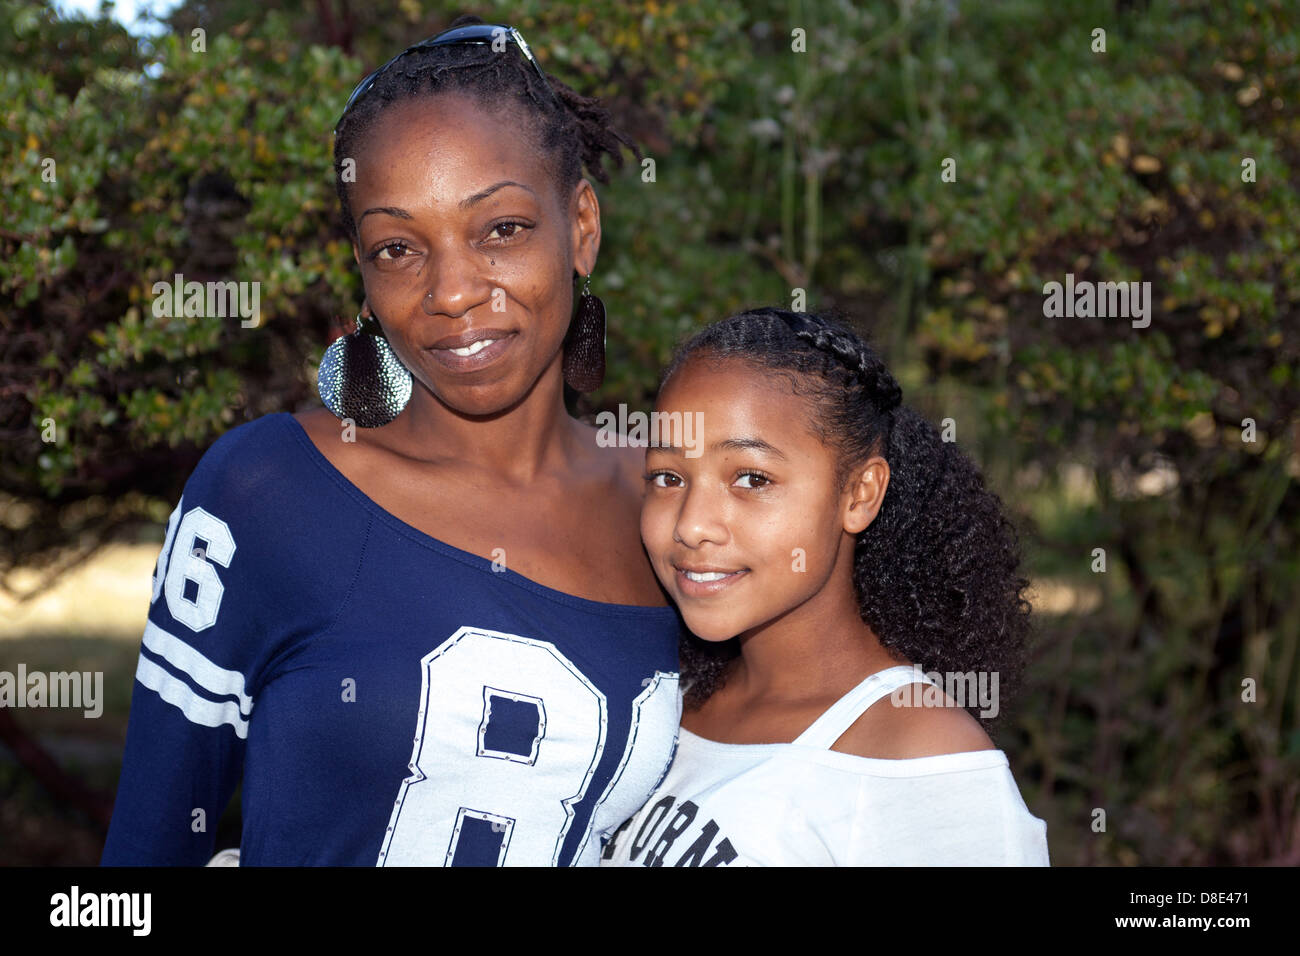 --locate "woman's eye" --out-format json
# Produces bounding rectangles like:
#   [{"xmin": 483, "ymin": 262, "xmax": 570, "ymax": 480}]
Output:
[
  {"xmin": 646, "ymin": 472, "xmax": 682, "ymax": 489},
  {"xmin": 487, "ymin": 220, "xmax": 529, "ymax": 243},
  {"xmin": 735, "ymin": 471, "xmax": 771, "ymax": 489},
  {"xmin": 370, "ymin": 242, "xmax": 412, "ymax": 261}
]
